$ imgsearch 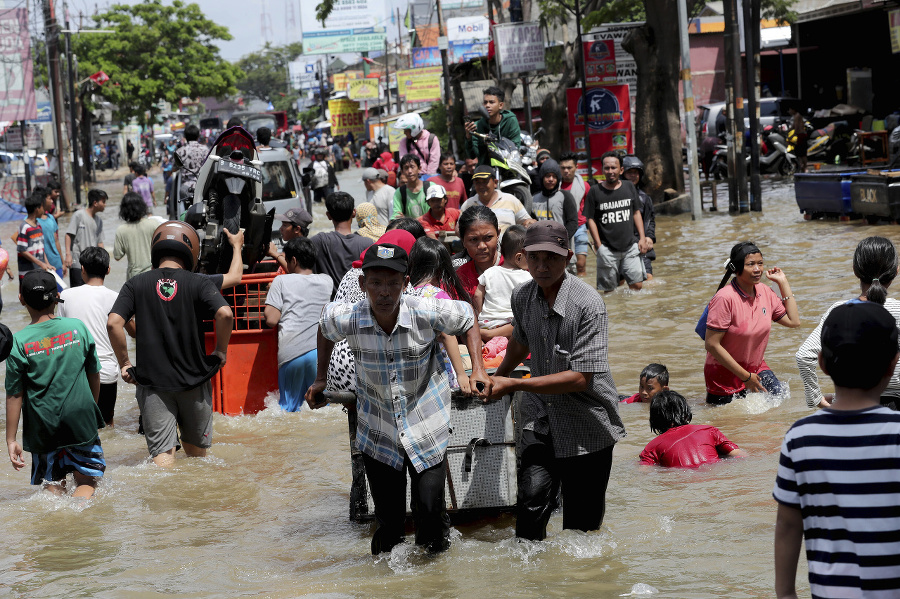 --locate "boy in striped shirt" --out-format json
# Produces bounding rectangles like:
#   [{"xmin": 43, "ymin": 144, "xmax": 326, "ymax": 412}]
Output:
[{"xmin": 774, "ymin": 300, "xmax": 900, "ymax": 599}]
